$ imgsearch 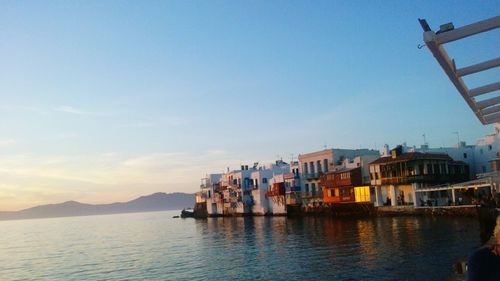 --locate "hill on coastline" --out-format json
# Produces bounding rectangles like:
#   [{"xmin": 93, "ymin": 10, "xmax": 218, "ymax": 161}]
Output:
[{"xmin": 0, "ymin": 192, "xmax": 195, "ymax": 221}]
